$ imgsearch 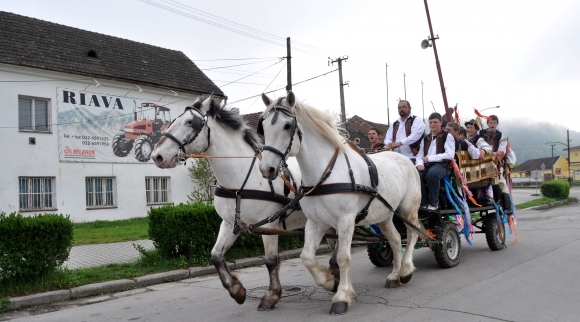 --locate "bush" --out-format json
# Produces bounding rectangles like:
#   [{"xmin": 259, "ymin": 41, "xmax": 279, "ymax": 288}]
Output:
[
  {"xmin": 0, "ymin": 212, "xmax": 73, "ymax": 280},
  {"xmin": 540, "ymin": 180, "xmax": 570, "ymax": 200},
  {"xmin": 148, "ymin": 204, "xmax": 303, "ymax": 265}
]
